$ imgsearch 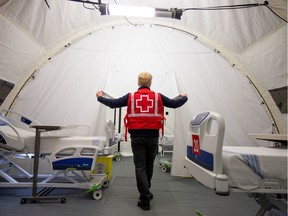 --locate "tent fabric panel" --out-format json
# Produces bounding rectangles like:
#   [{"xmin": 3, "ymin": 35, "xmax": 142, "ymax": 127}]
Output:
[
  {"xmin": 0, "ymin": 0, "xmax": 102, "ymax": 48},
  {"xmin": 181, "ymin": 1, "xmax": 284, "ymax": 53},
  {"xmin": 240, "ymin": 25, "xmax": 287, "ymax": 90},
  {"xmin": 12, "ymin": 45, "xmax": 110, "ymax": 136},
  {"xmin": 0, "ymin": 14, "xmax": 44, "ymax": 84}
]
